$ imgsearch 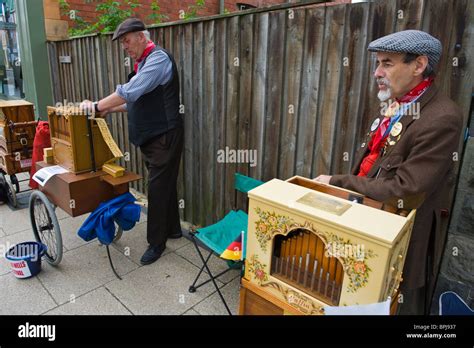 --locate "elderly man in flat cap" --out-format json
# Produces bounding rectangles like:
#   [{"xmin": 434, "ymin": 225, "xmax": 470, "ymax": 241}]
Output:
[
  {"xmin": 81, "ymin": 18, "xmax": 184, "ymax": 265},
  {"xmin": 315, "ymin": 30, "xmax": 463, "ymax": 314}
]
